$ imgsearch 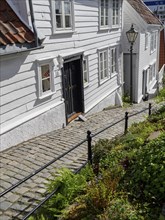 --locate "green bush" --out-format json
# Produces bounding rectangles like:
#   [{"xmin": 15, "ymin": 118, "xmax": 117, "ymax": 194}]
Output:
[
  {"xmin": 156, "ymin": 87, "xmax": 165, "ymax": 102},
  {"xmin": 30, "ymin": 168, "xmax": 90, "ymax": 219},
  {"xmin": 121, "ymin": 133, "xmax": 165, "ymax": 217},
  {"xmin": 29, "ymin": 104, "xmax": 165, "ymax": 220}
]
